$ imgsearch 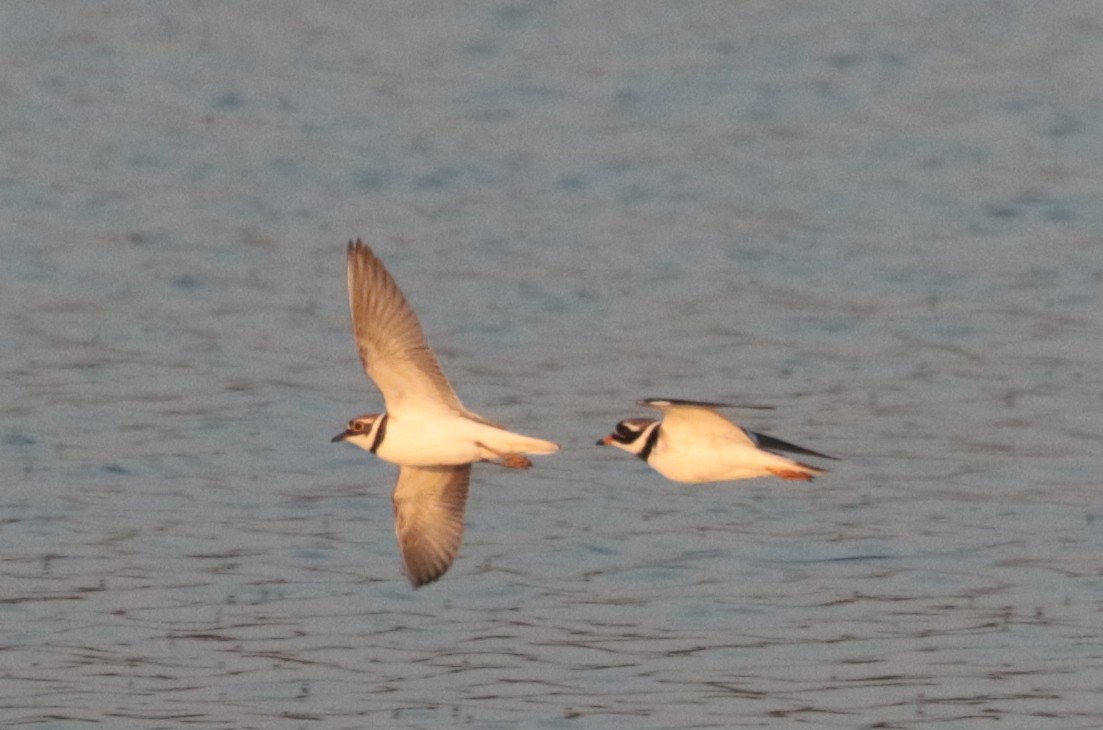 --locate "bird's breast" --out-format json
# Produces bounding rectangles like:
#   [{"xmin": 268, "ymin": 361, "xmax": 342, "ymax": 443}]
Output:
[{"xmin": 373, "ymin": 414, "xmax": 486, "ymax": 467}]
